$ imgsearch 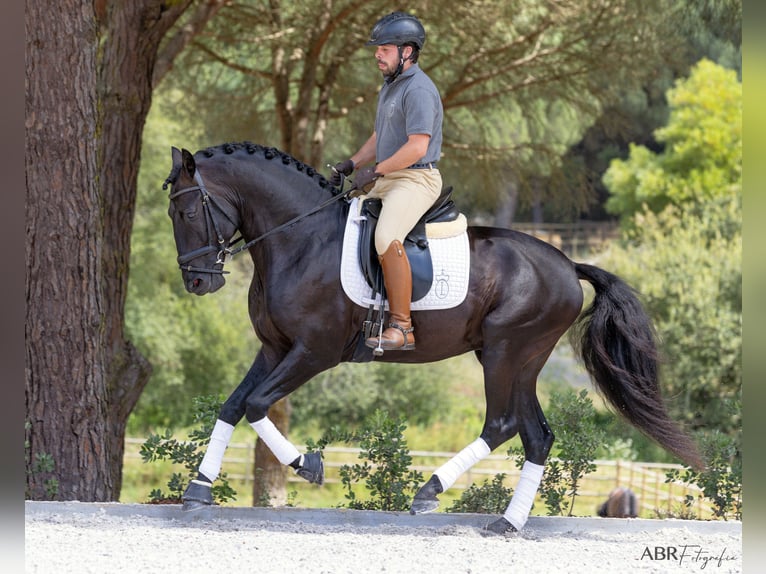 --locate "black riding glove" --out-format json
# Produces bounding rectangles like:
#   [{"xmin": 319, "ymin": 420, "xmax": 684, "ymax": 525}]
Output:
[
  {"xmin": 329, "ymin": 159, "xmax": 355, "ymax": 187},
  {"xmin": 349, "ymin": 166, "xmax": 381, "ymax": 197}
]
